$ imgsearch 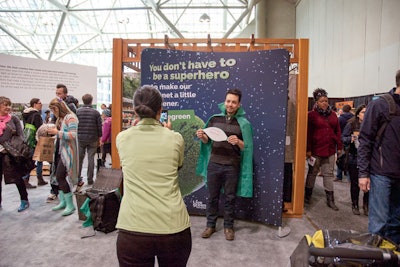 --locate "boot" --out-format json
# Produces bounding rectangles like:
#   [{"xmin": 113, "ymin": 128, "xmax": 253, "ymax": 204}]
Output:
[
  {"xmin": 325, "ymin": 190, "xmax": 339, "ymax": 211},
  {"xmin": 61, "ymin": 192, "xmax": 75, "ymax": 216},
  {"xmin": 24, "ymin": 178, "xmax": 37, "ymax": 189},
  {"xmin": 352, "ymin": 200, "xmax": 360, "ymax": 215},
  {"xmin": 363, "ymin": 201, "xmax": 369, "ymax": 216},
  {"xmin": 304, "ymin": 187, "xmax": 313, "ymax": 204},
  {"xmin": 37, "ymin": 174, "xmax": 48, "ymax": 186},
  {"xmin": 52, "ymin": 191, "xmax": 66, "ymax": 211},
  {"xmin": 18, "ymin": 200, "xmax": 30, "ymax": 212}
]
